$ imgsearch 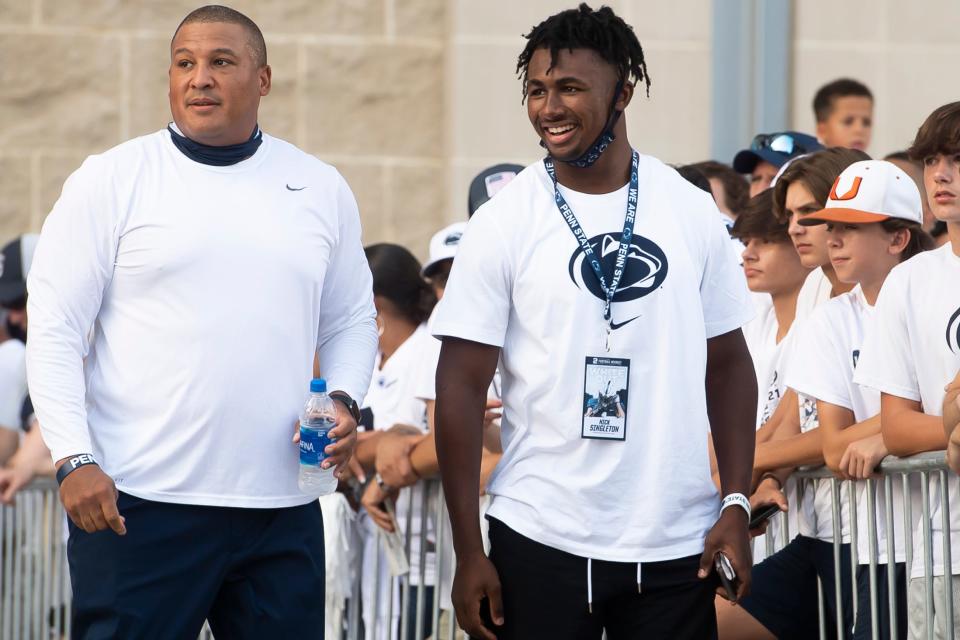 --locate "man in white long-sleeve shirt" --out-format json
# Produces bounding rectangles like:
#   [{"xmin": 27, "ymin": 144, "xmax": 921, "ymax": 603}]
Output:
[{"xmin": 25, "ymin": 6, "xmax": 378, "ymax": 638}]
